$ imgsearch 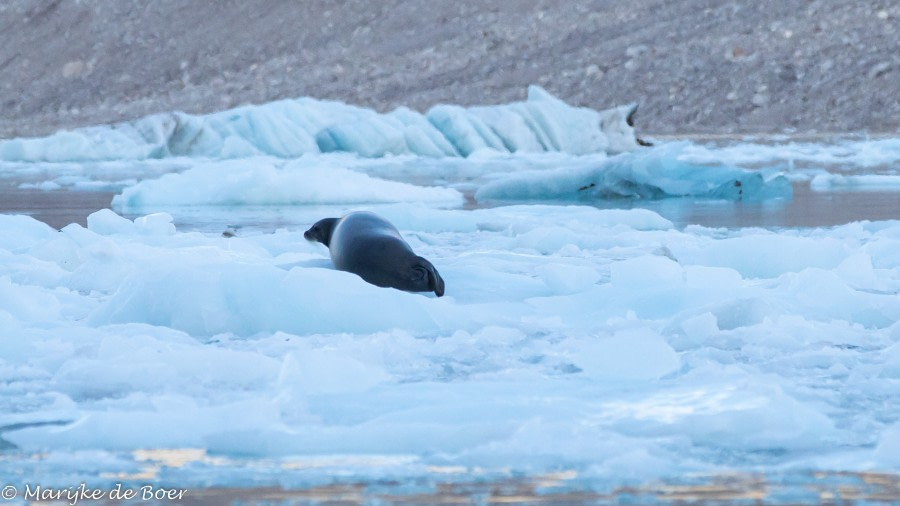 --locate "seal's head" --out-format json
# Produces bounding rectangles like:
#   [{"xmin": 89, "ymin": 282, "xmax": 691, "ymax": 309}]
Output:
[{"xmin": 304, "ymin": 217, "xmax": 338, "ymax": 247}]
